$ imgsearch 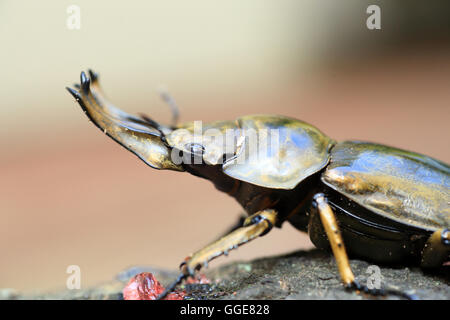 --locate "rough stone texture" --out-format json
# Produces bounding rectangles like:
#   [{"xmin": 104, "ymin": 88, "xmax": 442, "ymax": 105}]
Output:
[{"xmin": 2, "ymin": 249, "xmax": 449, "ymax": 300}]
